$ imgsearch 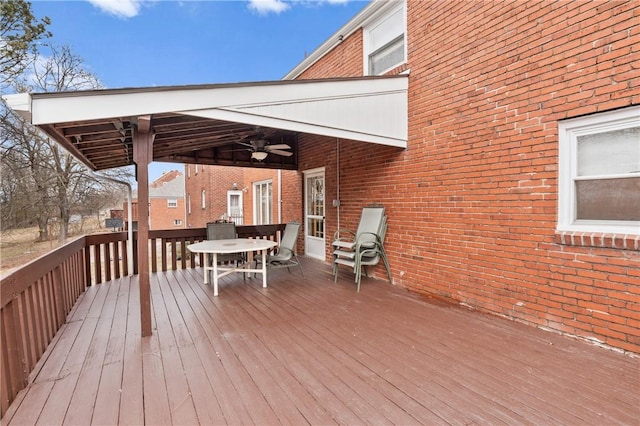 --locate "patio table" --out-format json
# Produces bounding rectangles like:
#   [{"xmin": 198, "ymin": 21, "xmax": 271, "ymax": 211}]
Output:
[{"xmin": 188, "ymin": 238, "xmax": 278, "ymax": 296}]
